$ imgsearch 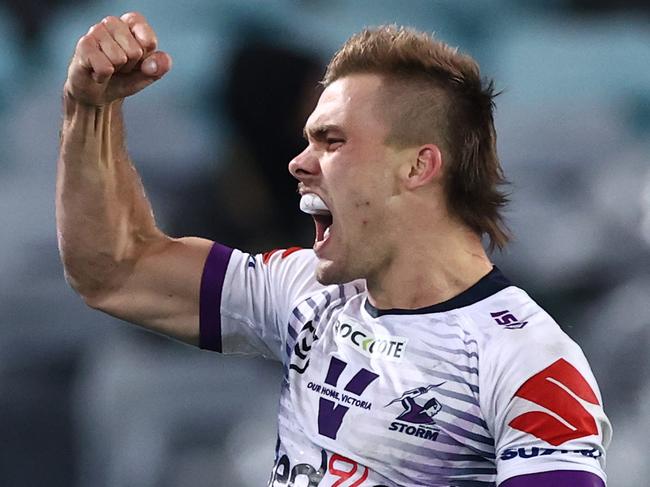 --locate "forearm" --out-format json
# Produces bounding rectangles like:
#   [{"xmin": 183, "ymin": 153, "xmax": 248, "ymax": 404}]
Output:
[{"xmin": 56, "ymin": 94, "xmax": 166, "ymax": 301}]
